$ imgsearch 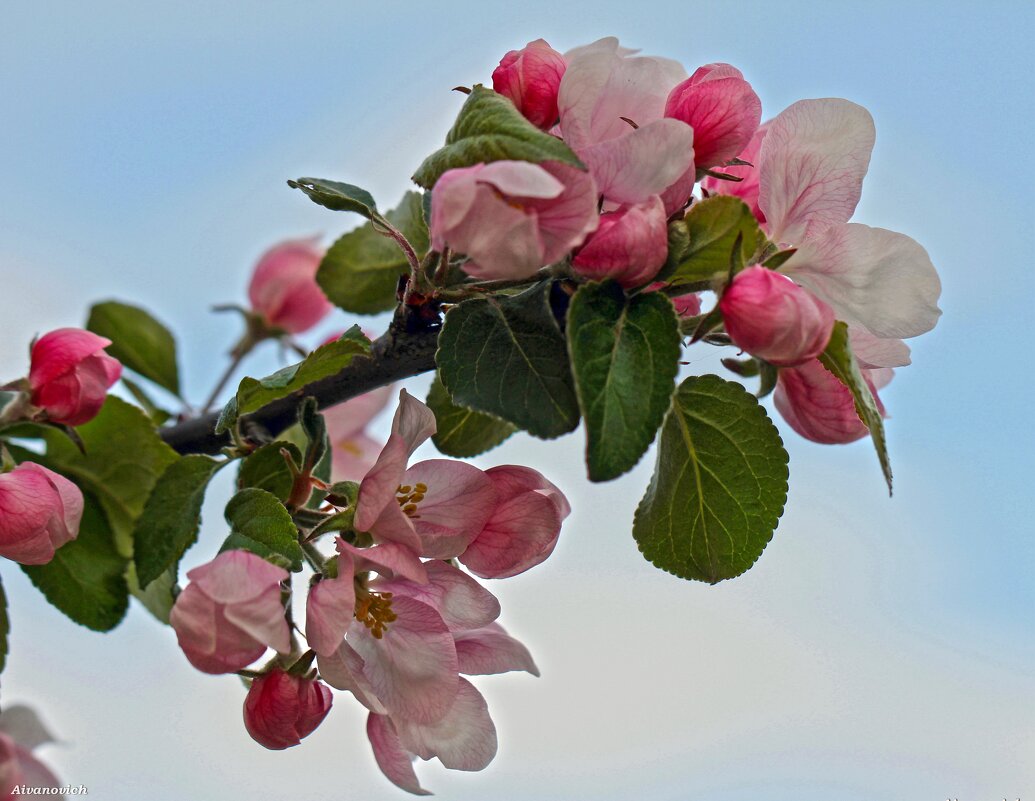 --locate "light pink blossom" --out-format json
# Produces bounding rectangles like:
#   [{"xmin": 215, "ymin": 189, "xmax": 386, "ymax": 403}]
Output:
[
  {"xmin": 169, "ymin": 550, "xmax": 291, "ymax": 674},
  {"xmin": 28, "ymin": 328, "xmax": 122, "ymax": 426},
  {"xmin": 247, "ymin": 237, "xmax": 332, "ymax": 334},
  {"xmin": 572, "ymin": 196, "xmax": 669, "ymax": 287},
  {"xmin": 430, "ymin": 160, "xmax": 598, "ymax": 280},
  {"xmin": 0, "ymin": 462, "xmax": 82, "ymax": 566},
  {"xmin": 243, "ymin": 669, "xmax": 333, "ymax": 750},
  {"xmin": 0, "ymin": 706, "xmax": 61, "ymax": 799},
  {"xmin": 492, "ymin": 39, "xmax": 566, "ymax": 129},
  {"xmin": 323, "ymin": 385, "xmax": 393, "ymax": 481}
]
